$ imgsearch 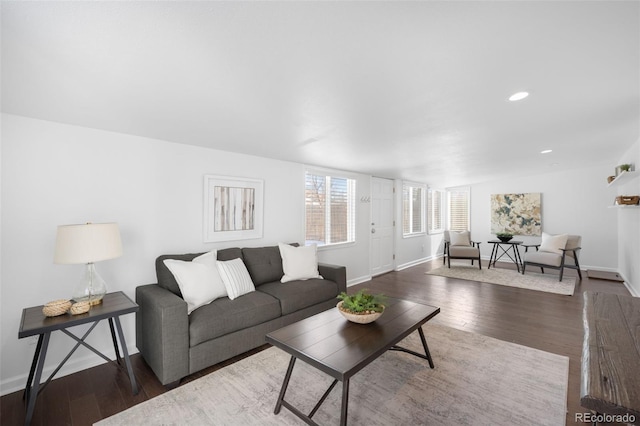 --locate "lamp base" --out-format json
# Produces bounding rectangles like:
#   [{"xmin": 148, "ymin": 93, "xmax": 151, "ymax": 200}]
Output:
[{"xmin": 72, "ymin": 263, "xmax": 107, "ymax": 305}]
